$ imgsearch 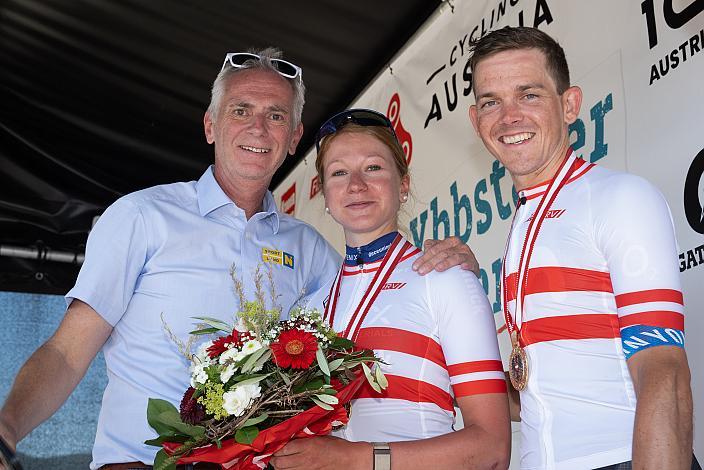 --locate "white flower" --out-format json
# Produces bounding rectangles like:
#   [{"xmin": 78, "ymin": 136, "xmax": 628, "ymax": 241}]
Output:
[
  {"xmin": 194, "ymin": 340, "xmax": 214, "ymax": 366},
  {"xmin": 190, "ymin": 363, "xmax": 209, "ymax": 387},
  {"xmin": 234, "ymin": 317, "xmax": 248, "ymax": 333},
  {"xmin": 219, "ymin": 348, "xmax": 241, "ymax": 365},
  {"xmin": 222, "ymin": 383, "xmax": 261, "ymax": 417},
  {"xmin": 220, "ymin": 363, "xmax": 237, "ymax": 383},
  {"xmin": 241, "ymin": 339, "xmax": 263, "ymax": 356}
]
